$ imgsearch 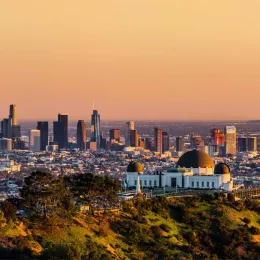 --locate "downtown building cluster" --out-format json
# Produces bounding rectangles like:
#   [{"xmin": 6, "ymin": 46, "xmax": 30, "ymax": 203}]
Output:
[{"xmin": 0, "ymin": 104, "xmax": 258, "ymax": 158}]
